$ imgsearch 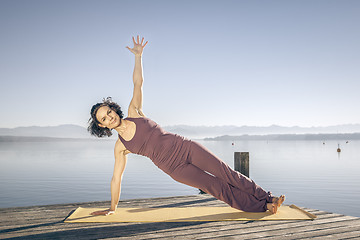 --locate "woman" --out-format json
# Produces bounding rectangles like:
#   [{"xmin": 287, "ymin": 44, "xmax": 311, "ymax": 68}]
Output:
[{"xmin": 88, "ymin": 36, "xmax": 284, "ymax": 216}]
